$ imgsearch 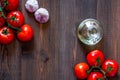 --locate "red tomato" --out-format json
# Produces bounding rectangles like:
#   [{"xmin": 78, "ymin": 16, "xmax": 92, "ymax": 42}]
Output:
[
  {"xmin": 0, "ymin": 26, "xmax": 14, "ymax": 44},
  {"xmin": 88, "ymin": 72, "xmax": 105, "ymax": 80},
  {"xmin": 74, "ymin": 62, "xmax": 89, "ymax": 79},
  {"xmin": 7, "ymin": 11, "xmax": 24, "ymax": 27},
  {"xmin": 1, "ymin": 0, "xmax": 19, "ymax": 11},
  {"xmin": 17, "ymin": 24, "xmax": 34, "ymax": 42},
  {"xmin": 102, "ymin": 59, "xmax": 119, "ymax": 77},
  {"xmin": 86, "ymin": 50, "xmax": 105, "ymax": 66},
  {"xmin": 0, "ymin": 12, "xmax": 5, "ymax": 27}
]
